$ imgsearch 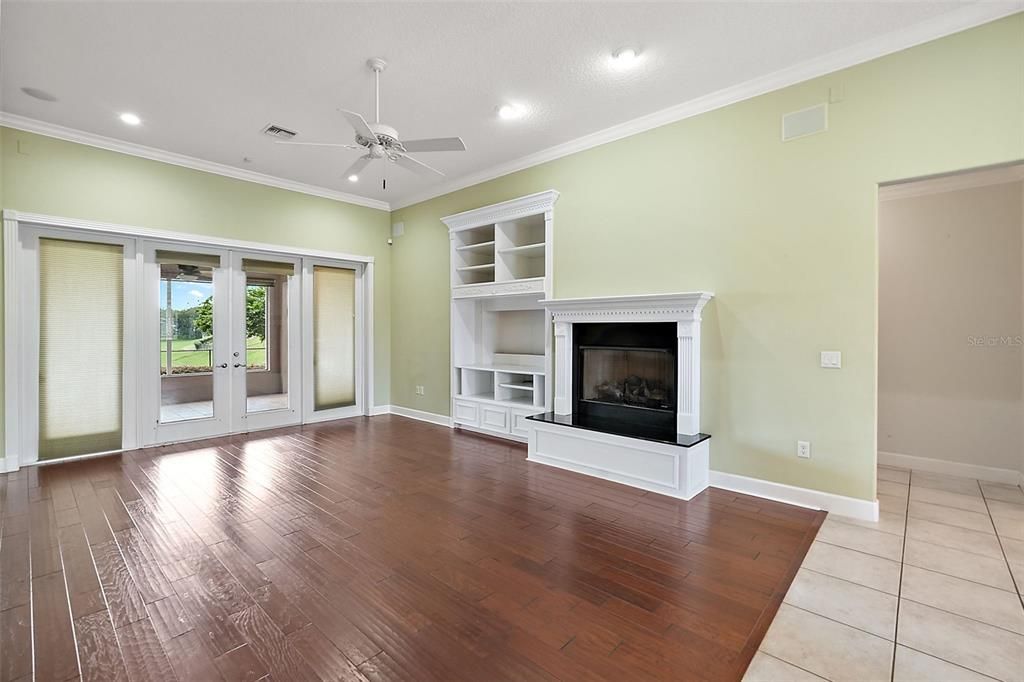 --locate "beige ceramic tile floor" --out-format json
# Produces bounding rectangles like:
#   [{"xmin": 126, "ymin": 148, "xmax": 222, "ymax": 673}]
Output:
[{"xmin": 745, "ymin": 466, "xmax": 1024, "ymax": 682}]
